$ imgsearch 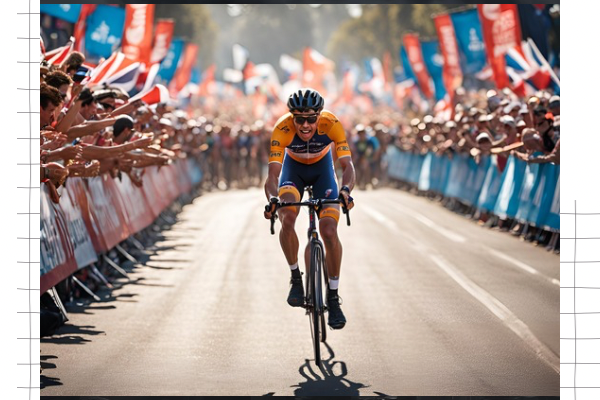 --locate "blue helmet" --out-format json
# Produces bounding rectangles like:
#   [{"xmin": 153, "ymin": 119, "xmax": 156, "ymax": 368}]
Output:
[{"xmin": 287, "ymin": 88, "xmax": 324, "ymax": 112}]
